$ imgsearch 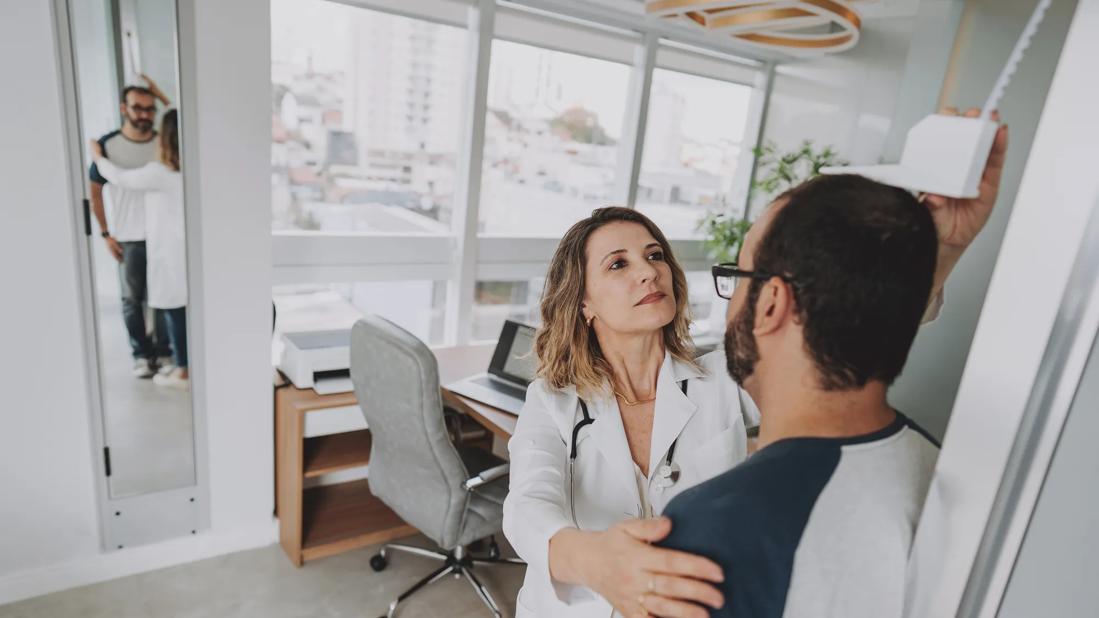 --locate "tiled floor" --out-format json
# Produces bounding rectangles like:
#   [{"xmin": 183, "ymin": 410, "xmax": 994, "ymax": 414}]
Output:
[{"xmin": 0, "ymin": 536, "xmax": 526, "ymax": 618}]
